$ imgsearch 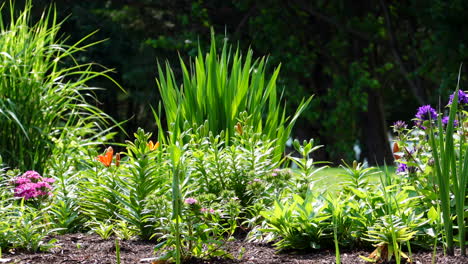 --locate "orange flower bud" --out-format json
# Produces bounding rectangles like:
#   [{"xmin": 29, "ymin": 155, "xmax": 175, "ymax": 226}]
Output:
[
  {"xmin": 115, "ymin": 153, "xmax": 121, "ymax": 167},
  {"xmin": 235, "ymin": 122, "xmax": 243, "ymax": 135}
]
